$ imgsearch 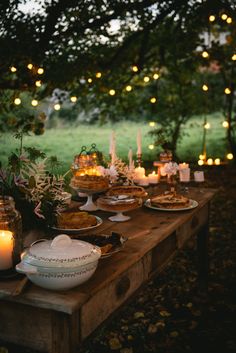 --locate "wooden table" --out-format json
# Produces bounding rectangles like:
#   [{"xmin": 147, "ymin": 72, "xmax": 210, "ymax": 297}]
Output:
[{"xmin": 0, "ymin": 187, "xmax": 216, "ymax": 353}]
